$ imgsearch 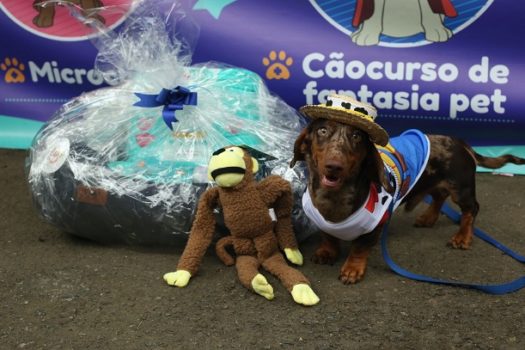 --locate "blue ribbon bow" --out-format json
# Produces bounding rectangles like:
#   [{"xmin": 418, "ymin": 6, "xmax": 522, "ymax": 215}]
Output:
[{"xmin": 133, "ymin": 86, "xmax": 198, "ymax": 130}]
